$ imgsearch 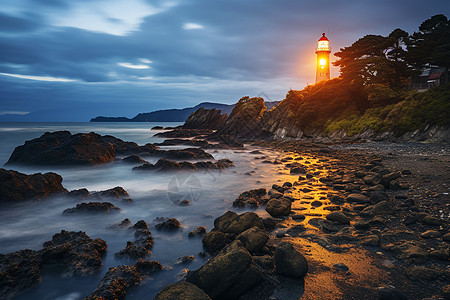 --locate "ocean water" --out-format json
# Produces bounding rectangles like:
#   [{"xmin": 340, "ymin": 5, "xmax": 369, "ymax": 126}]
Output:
[{"xmin": 0, "ymin": 122, "xmax": 298, "ymax": 300}]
